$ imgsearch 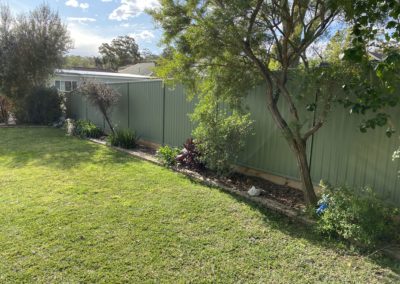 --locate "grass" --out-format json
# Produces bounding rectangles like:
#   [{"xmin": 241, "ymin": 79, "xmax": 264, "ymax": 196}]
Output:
[{"xmin": 0, "ymin": 127, "xmax": 399, "ymax": 283}]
